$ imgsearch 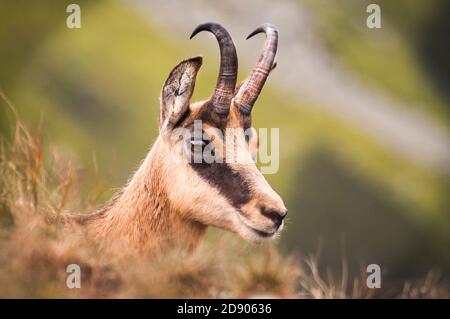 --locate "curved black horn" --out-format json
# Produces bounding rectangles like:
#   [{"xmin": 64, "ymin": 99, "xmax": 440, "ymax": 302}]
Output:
[
  {"xmin": 234, "ymin": 23, "xmax": 278, "ymax": 115},
  {"xmin": 190, "ymin": 22, "xmax": 238, "ymax": 116}
]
